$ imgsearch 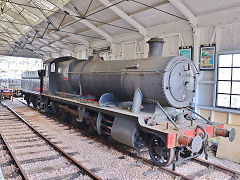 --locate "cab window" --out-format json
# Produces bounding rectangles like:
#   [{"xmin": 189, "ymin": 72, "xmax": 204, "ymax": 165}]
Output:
[{"xmin": 50, "ymin": 63, "xmax": 55, "ymax": 72}]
